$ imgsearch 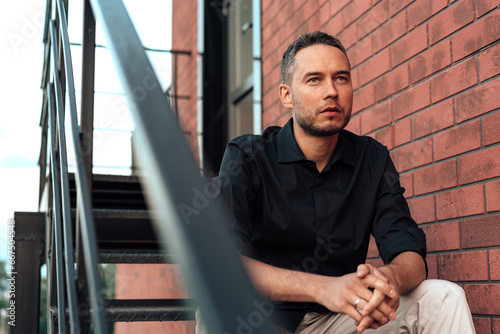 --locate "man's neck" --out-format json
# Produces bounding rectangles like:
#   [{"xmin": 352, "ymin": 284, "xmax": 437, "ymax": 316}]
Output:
[{"xmin": 293, "ymin": 121, "xmax": 339, "ymax": 172}]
